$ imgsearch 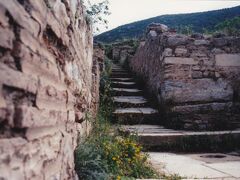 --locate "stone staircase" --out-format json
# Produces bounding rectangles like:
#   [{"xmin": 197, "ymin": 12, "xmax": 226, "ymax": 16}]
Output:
[
  {"xmin": 111, "ymin": 65, "xmax": 159, "ymax": 125},
  {"xmin": 110, "ymin": 63, "xmax": 240, "ymax": 152}
]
